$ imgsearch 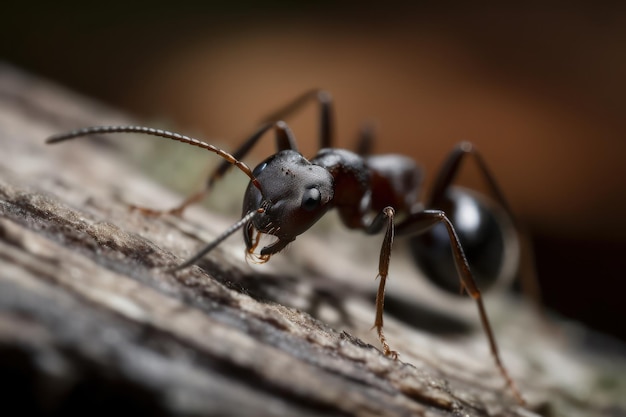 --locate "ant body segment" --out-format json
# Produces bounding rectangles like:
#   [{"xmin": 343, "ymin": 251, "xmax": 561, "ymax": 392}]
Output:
[{"xmin": 46, "ymin": 90, "xmax": 525, "ymax": 405}]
